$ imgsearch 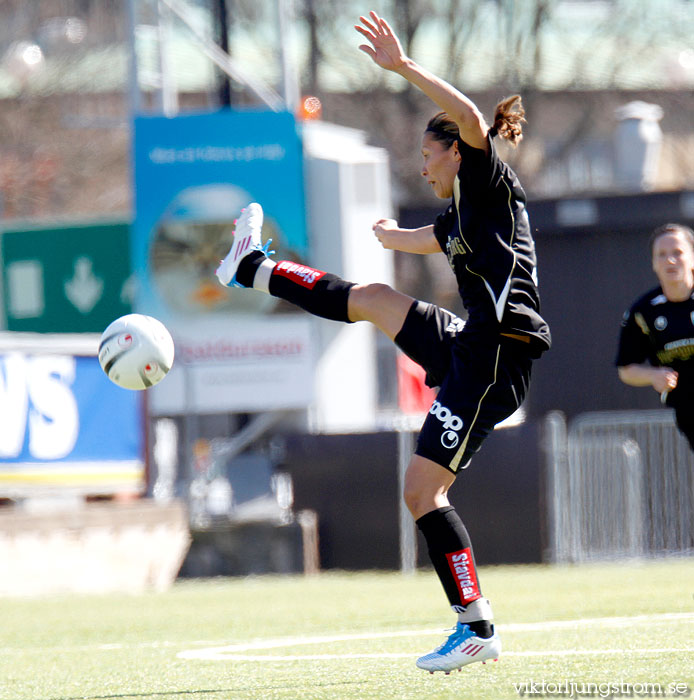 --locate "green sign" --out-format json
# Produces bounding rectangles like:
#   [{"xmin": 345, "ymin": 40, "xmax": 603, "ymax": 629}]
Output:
[{"xmin": 1, "ymin": 221, "xmax": 132, "ymax": 333}]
